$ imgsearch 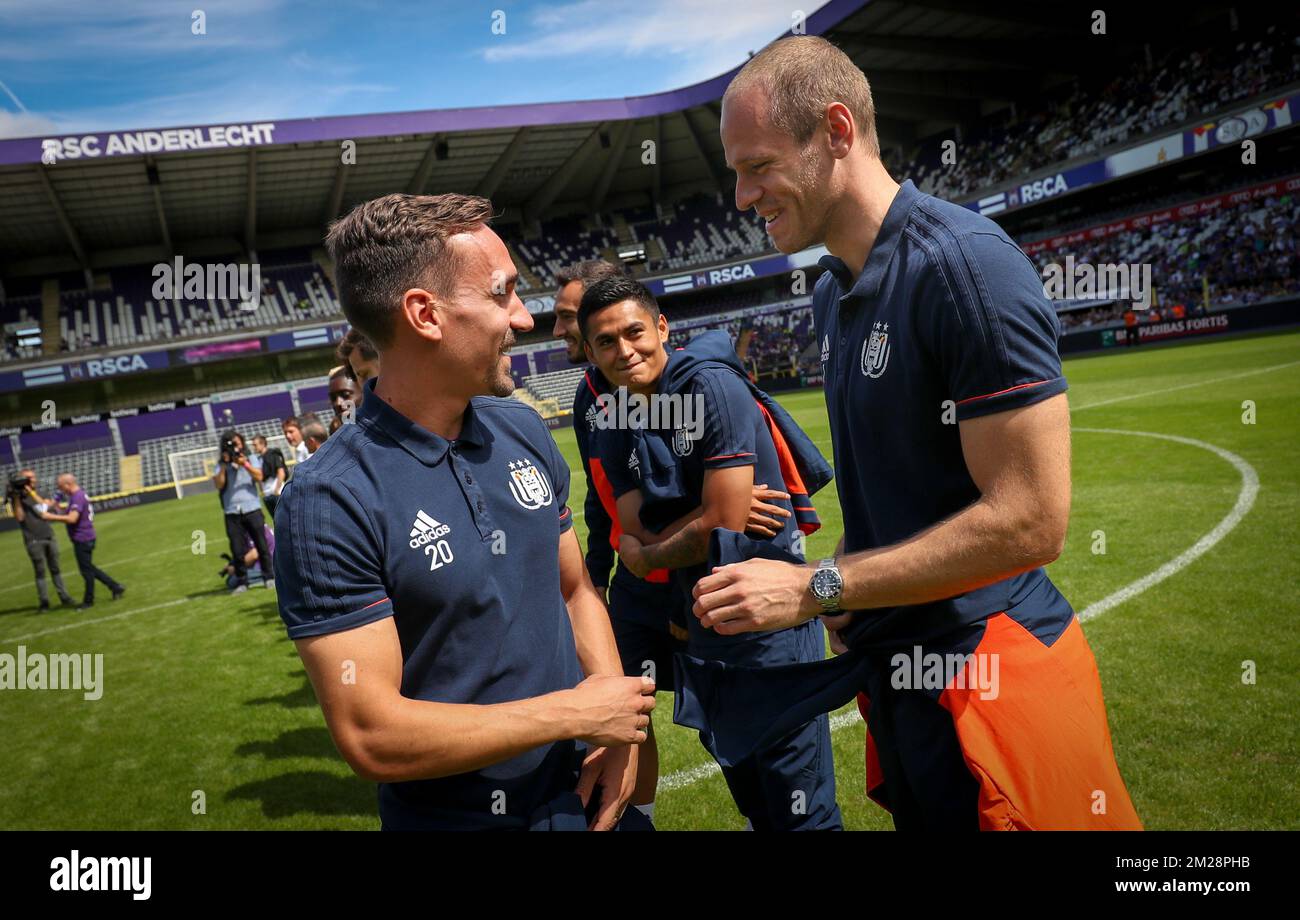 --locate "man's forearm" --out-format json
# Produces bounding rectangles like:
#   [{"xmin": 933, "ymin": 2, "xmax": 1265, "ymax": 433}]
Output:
[
  {"xmin": 639, "ymin": 516, "xmax": 710, "ymax": 571},
  {"xmin": 838, "ymin": 497, "xmax": 1056, "ymax": 611},
  {"xmin": 567, "ymin": 582, "xmax": 624, "ymax": 678},
  {"xmin": 348, "ymin": 691, "xmax": 589, "ymax": 783}
]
